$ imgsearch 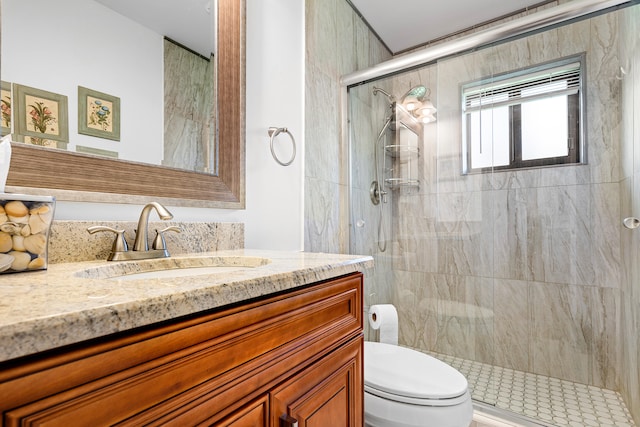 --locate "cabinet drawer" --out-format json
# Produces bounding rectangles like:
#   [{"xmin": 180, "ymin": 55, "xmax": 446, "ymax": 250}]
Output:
[{"xmin": 0, "ymin": 273, "xmax": 363, "ymax": 426}]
